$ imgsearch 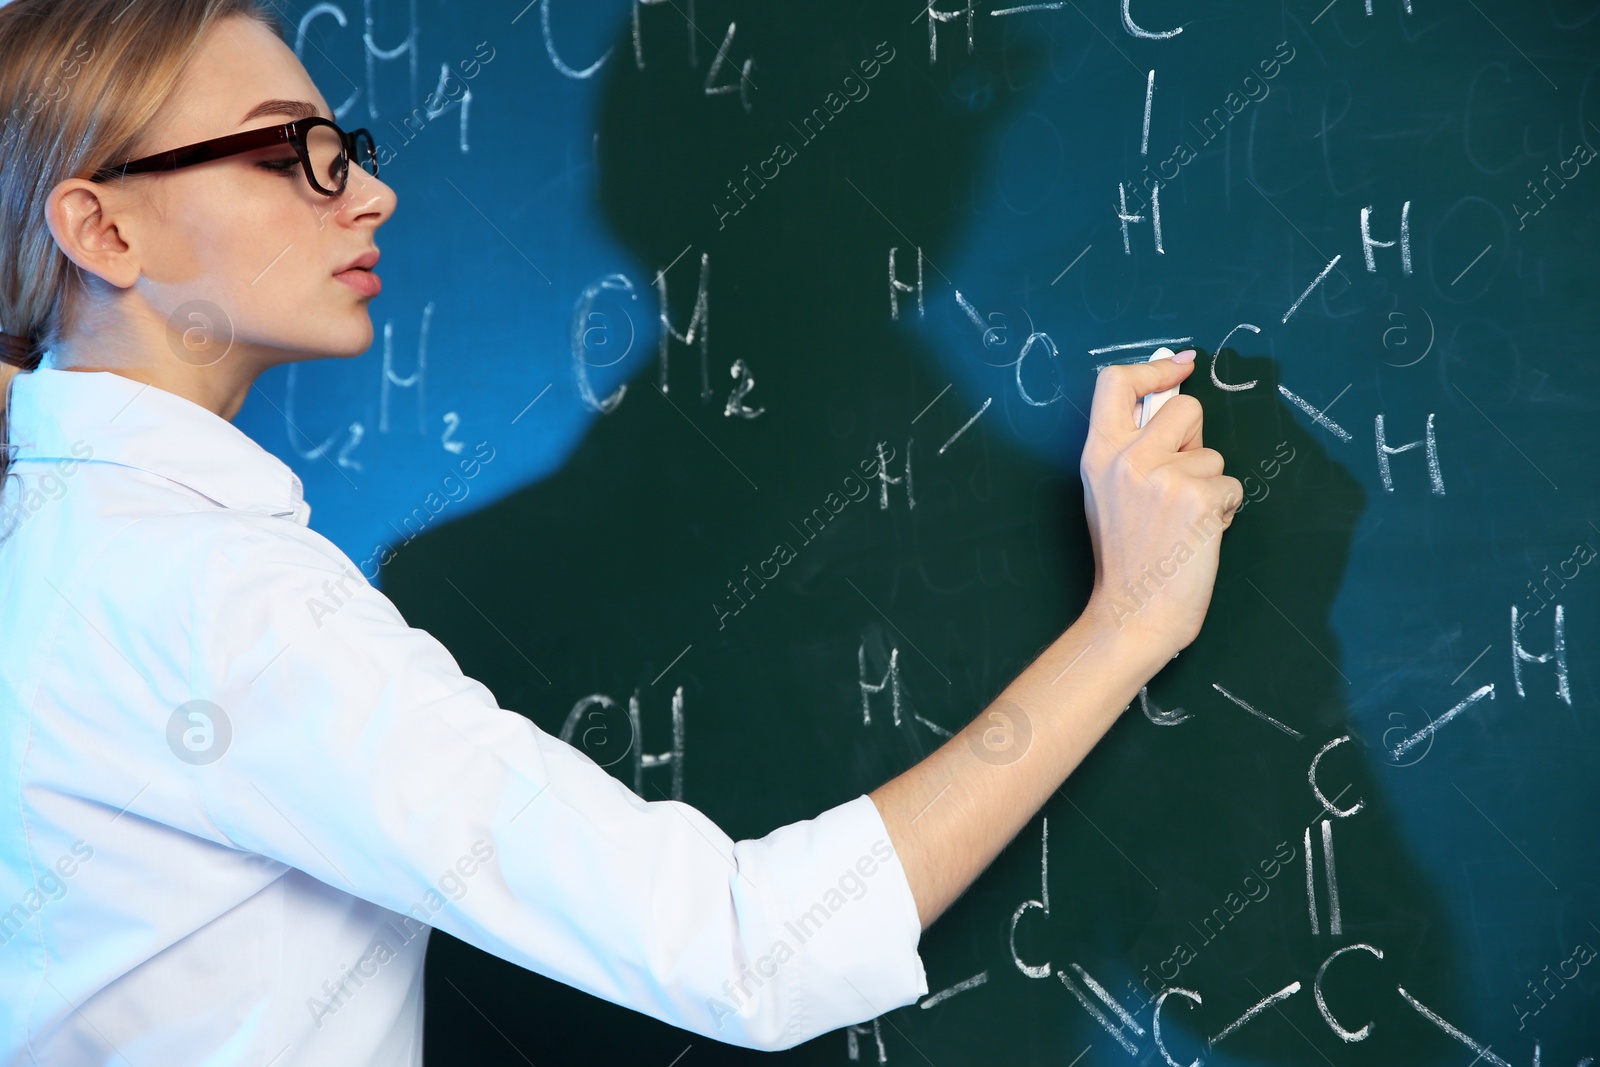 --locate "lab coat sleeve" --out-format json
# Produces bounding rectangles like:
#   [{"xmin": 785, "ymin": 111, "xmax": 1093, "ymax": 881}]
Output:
[{"xmin": 188, "ymin": 517, "xmax": 929, "ymax": 1051}]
